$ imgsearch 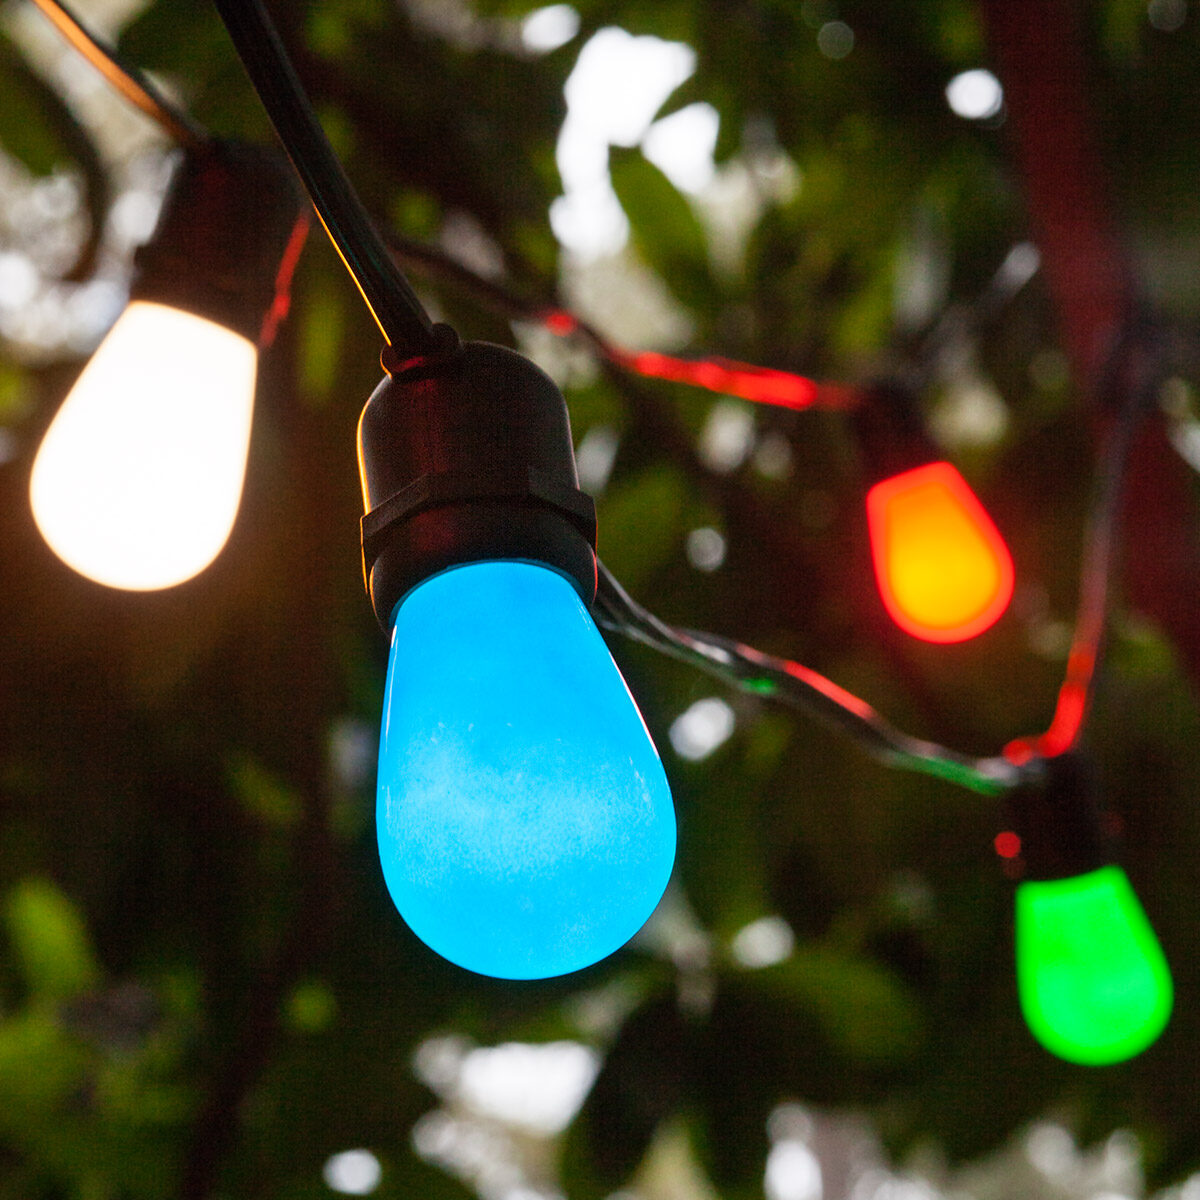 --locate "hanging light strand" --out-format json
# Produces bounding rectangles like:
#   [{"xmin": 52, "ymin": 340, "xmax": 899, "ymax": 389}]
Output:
[
  {"xmin": 383, "ymin": 230, "xmax": 852, "ymax": 411},
  {"xmin": 28, "ymin": 0, "xmax": 210, "ymax": 150},
  {"xmin": 23, "ymin": 0, "xmax": 1161, "ymax": 801},
  {"xmin": 594, "ymin": 560, "xmax": 1026, "ymax": 796},
  {"xmin": 210, "ymin": 0, "xmax": 444, "ymax": 357},
  {"xmin": 382, "ymin": 228, "xmax": 1147, "ymax": 796},
  {"xmin": 1005, "ymin": 324, "xmax": 1160, "ymax": 763},
  {"xmin": 597, "ymin": 335, "xmax": 1154, "ymax": 797}
]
